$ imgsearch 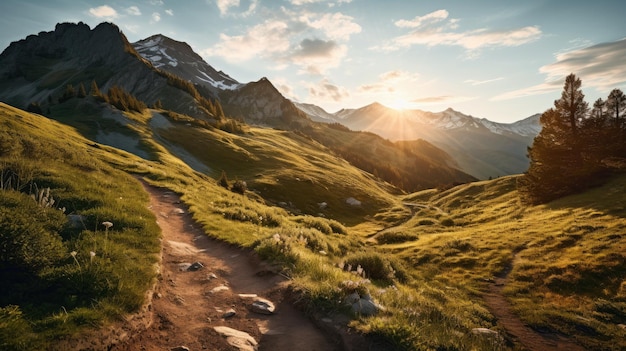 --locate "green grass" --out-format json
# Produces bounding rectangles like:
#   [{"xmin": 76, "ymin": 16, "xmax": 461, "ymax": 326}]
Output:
[
  {"xmin": 3, "ymin": 101, "xmax": 626, "ymax": 350},
  {"xmin": 0, "ymin": 103, "xmax": 160, "ymax": 350}
]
